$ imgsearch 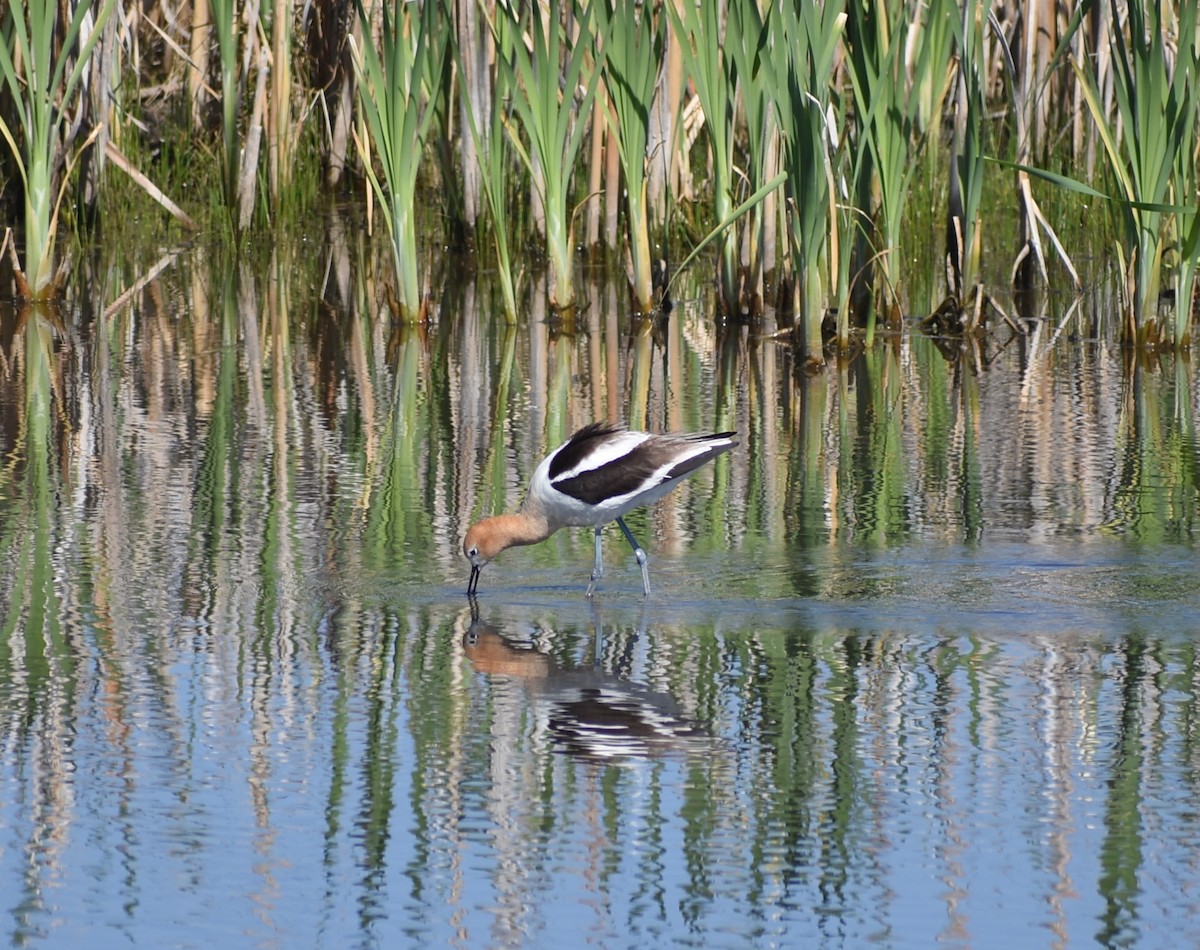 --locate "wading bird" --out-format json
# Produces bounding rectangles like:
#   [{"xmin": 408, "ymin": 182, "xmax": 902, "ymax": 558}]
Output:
[{"xmin": 464, "ymin": 422, "xmax": 737, "ymax": 596}]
